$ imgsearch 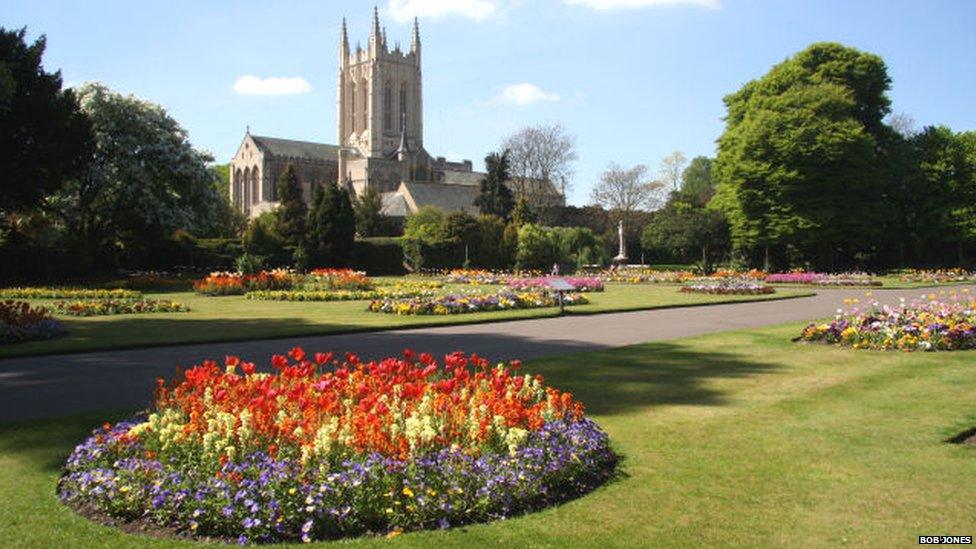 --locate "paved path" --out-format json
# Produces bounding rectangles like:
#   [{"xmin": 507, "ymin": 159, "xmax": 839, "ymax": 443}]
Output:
[{"xmin": 0, "ymin": 286, "xmax": 957, "ymax": 422}]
